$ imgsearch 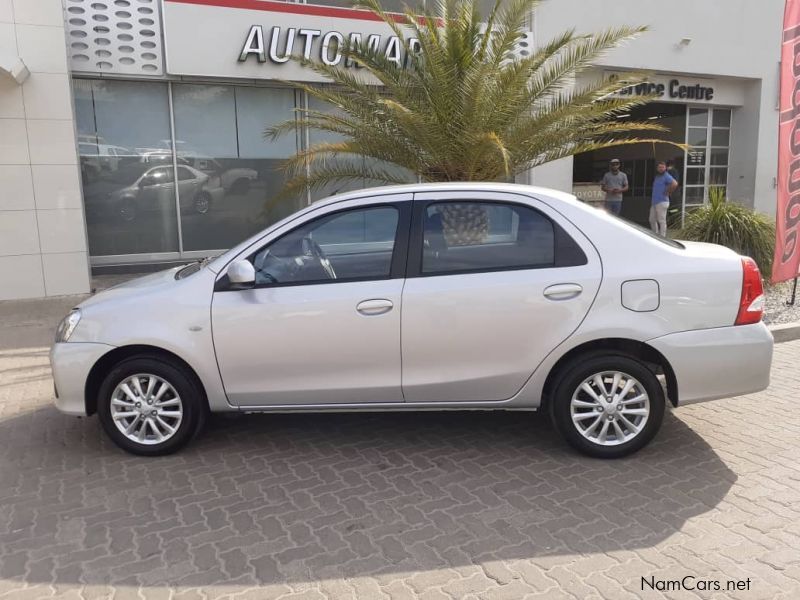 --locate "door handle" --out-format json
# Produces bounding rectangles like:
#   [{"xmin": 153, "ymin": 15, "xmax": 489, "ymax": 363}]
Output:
[
  {"xmin": 356, "ymin": 298, "xmax": 394, "ymax": 315},
  {"xmin": 543, "ymin": 283, "xmax": 583, "ymax": 300}
]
